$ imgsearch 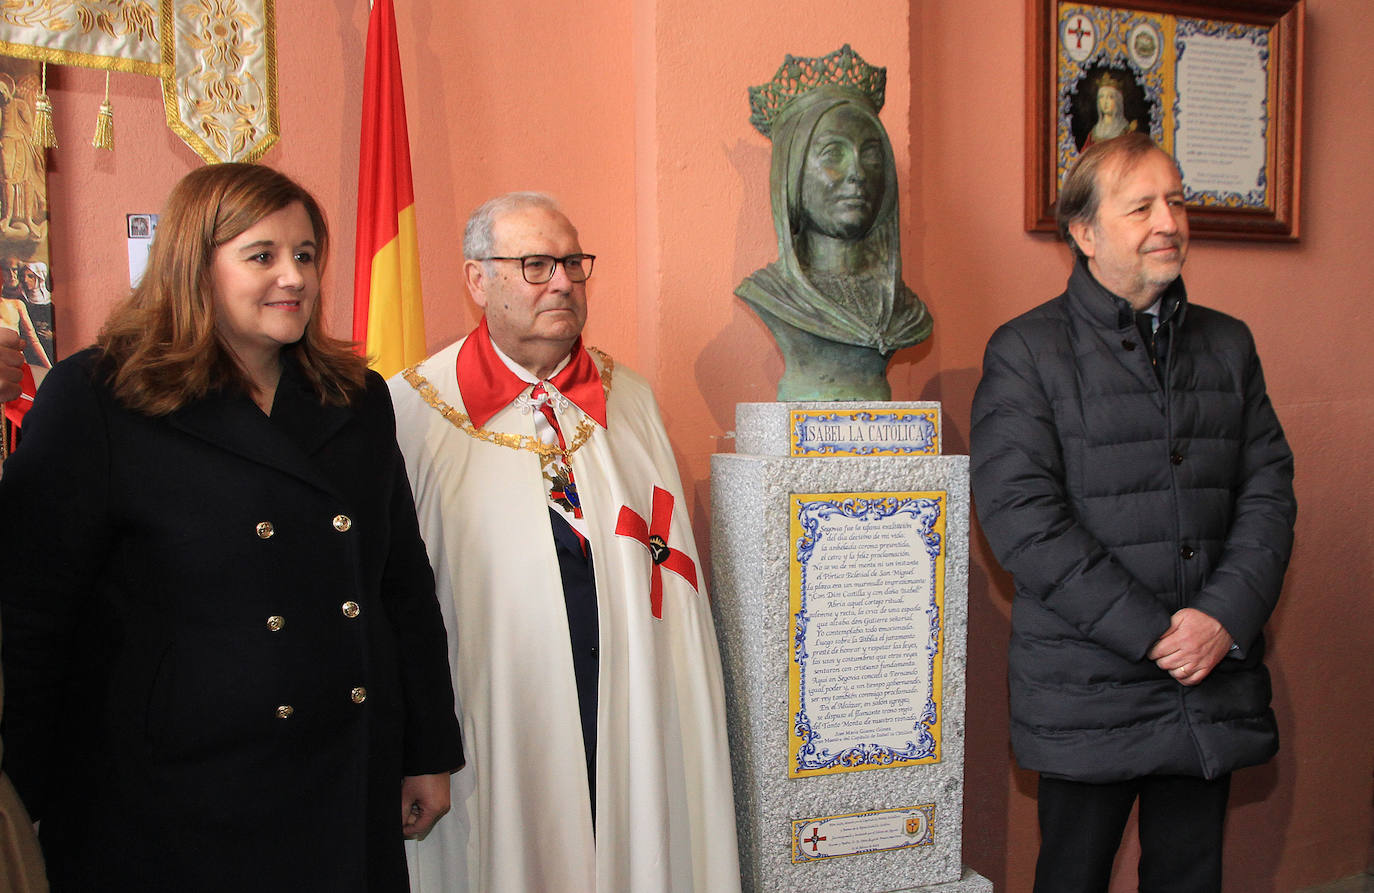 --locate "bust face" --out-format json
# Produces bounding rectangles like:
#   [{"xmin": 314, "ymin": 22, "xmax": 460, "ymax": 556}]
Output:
[
  {"xmin": 800, "ymin": 104, "xmax": 887, "ymax": 241},
  {"xmin": 1097, "ymin": 85, "xmax": 1122, "ymax": 117}
]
